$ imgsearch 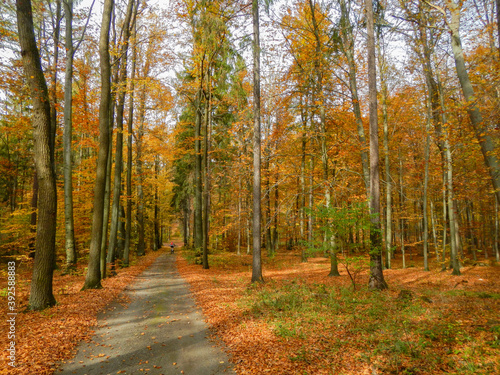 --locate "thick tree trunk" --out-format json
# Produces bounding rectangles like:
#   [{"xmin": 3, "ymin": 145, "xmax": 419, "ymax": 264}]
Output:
[
  {"xmin": 82, "ymin": 0, "xmax": 114, "ymax": 290},
  {"xmin": 17, "ymin": 0, "xmax": 58, "ymax": 310},
  {"xmin": 63, "ymin": 0, "xmax": 76, "ymax": 270},
  {"xmin": 251, "ymin": 0, "xmax": 263, "ymax": 283},
  {"xmin": 365, "ymin": 0, "xmax": 387, "ymax": 290},
  {"xmin": 446, "ymin": 0, "xmax": 500, "ymax": 204}
]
